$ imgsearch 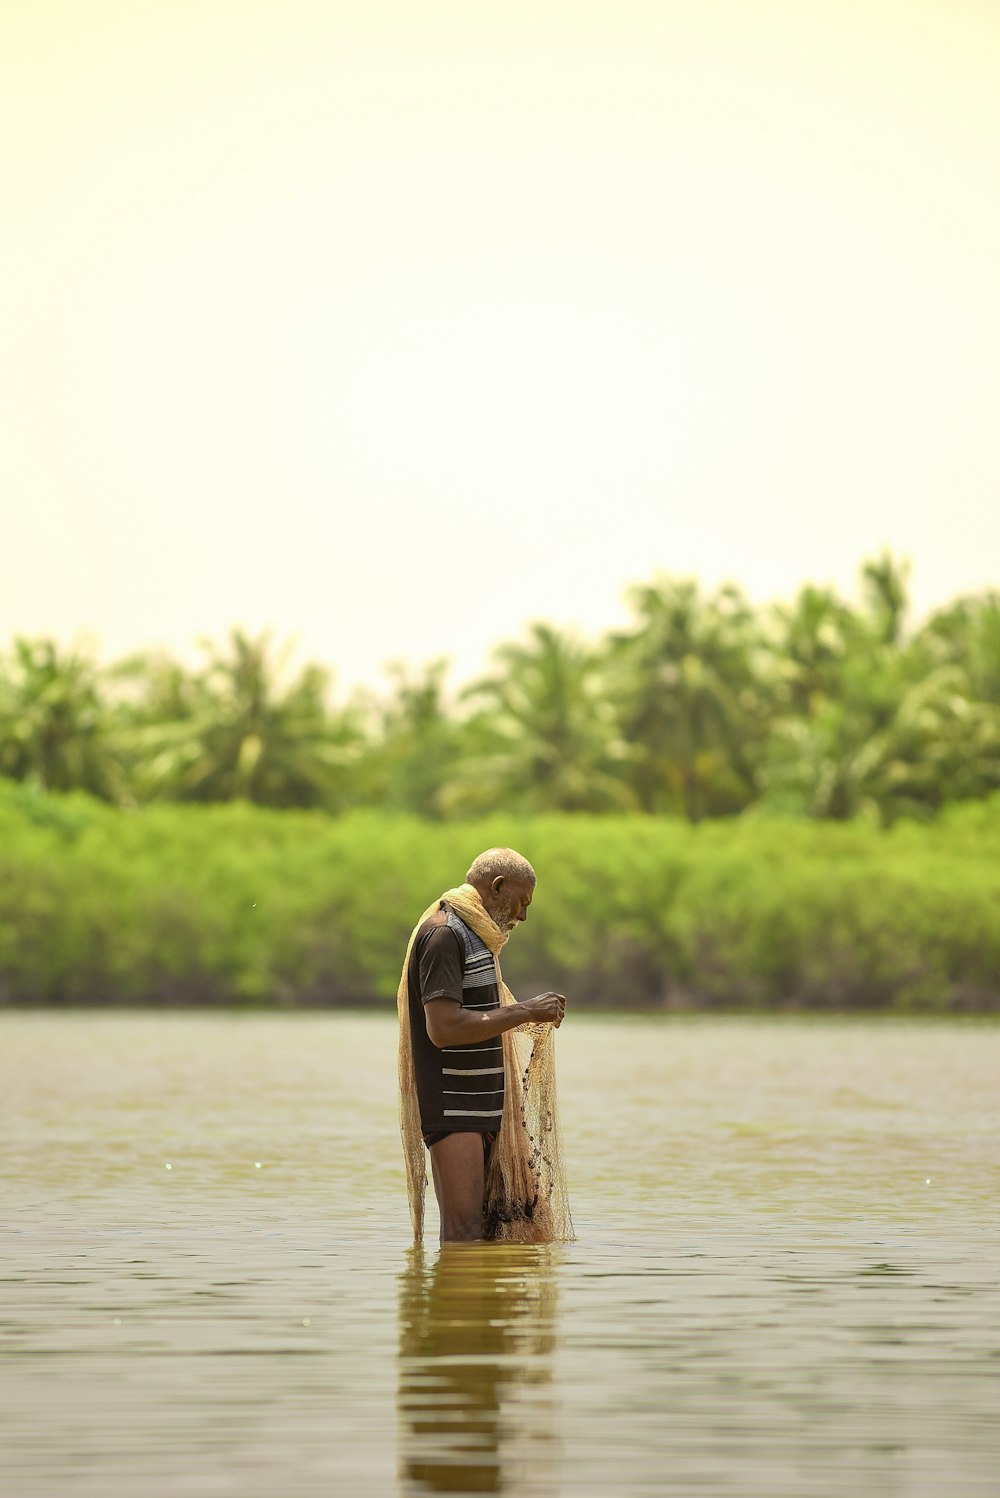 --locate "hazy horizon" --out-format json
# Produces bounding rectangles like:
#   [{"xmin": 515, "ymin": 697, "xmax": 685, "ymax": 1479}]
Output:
[
  {"xmin": 3, "ymin": 0, "xmax": 998, "ymax": 691},
  {"xmin": 0, "ymin": 547, "xmax": 989, "ymax": 702}
]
